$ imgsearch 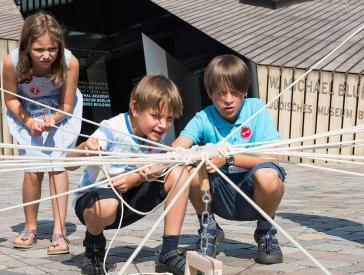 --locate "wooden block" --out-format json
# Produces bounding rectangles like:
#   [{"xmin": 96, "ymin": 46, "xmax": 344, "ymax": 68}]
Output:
[
  {"xmin": 199, "ymin": 164, "xmax": 210, "ymax": 192},
  {"xmin": 184, "ymin": 251, "xmax": 223, "ymax": 275}
]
